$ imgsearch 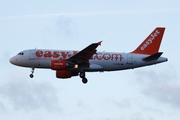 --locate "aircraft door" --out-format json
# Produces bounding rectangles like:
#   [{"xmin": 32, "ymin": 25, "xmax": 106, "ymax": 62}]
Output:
[
  {"xmin": 127, "ymin": 54, "xmax": 133, "ymax": 64},
  {"xmin": 29, "ymin": 50, "xmax": 35, "ymax": 60}
]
